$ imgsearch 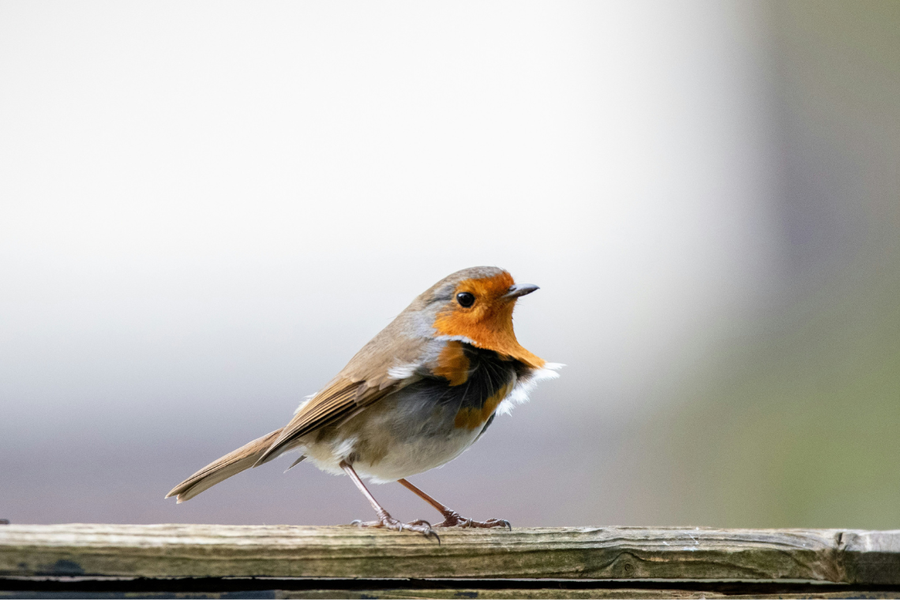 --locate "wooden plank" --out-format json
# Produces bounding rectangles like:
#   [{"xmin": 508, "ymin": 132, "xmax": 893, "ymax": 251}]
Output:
[{"xmin": 1, "ymin": 525, "xmax": 899, "ymax": 585}]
